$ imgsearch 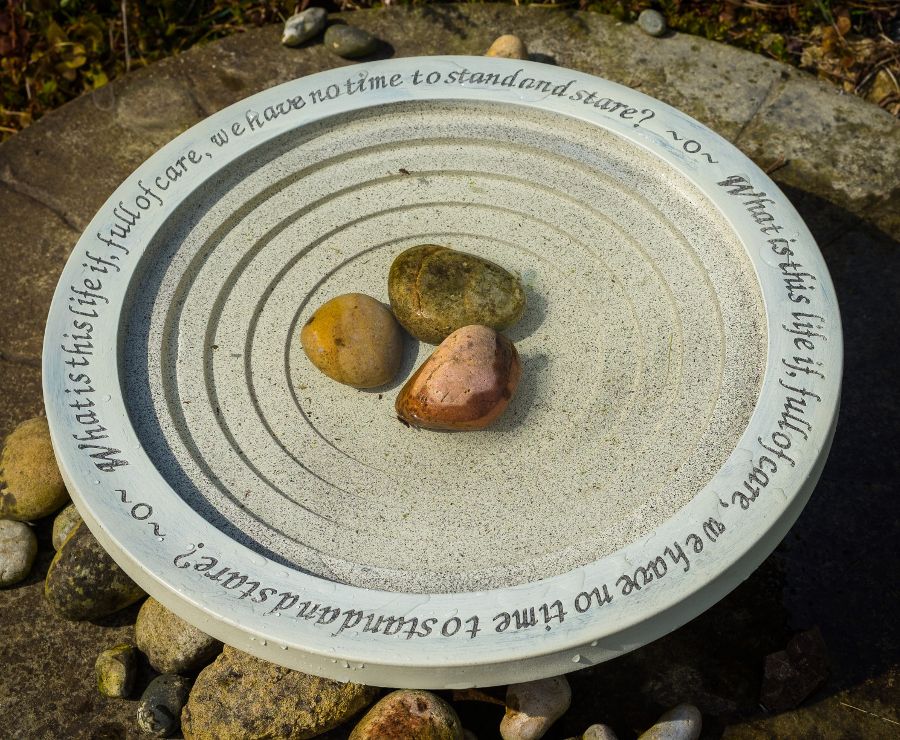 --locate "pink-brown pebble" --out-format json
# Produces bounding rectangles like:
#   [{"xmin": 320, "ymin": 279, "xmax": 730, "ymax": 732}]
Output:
[{"xmin": 395, "ymin": 325, "xmax": 520, "ymax": 431}]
